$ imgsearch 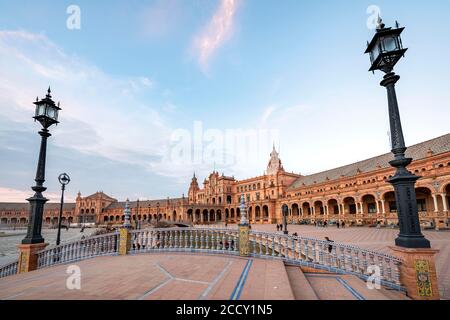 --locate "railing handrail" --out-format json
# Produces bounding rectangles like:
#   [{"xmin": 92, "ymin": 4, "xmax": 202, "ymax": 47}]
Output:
[
  {"xmin": 248, "ymin": 230, "xmax": 402, "ymax": 262},
  {"xmin": 37, "ymin": 231, "xmax": 120, "ymax": 254},
  {"xmin": 0, "ymin": 259, "xmax": 19, "ymax": 270}
]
